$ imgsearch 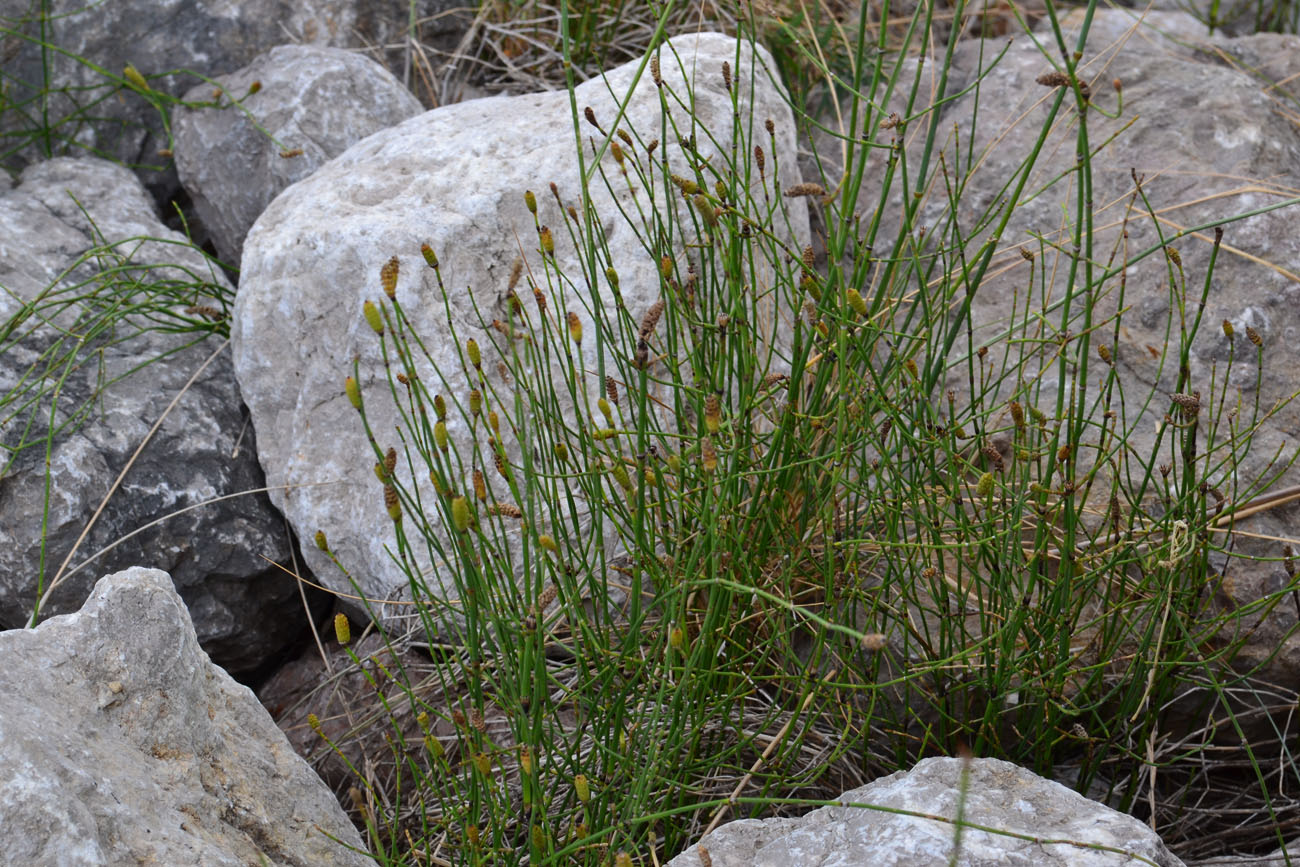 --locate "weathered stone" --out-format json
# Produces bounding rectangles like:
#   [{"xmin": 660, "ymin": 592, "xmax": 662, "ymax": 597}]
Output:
[
  {"xmin": 822, "ymin": 10, "xmax": 1300, "ymax": 686},
  {"xmin": 1048, "ymin": 6, "xmax": 1212, "ymax": 56},
  {"xmin": 1122, "ymin": 0, "xmax": 1286, "ymax": 36},
  {"xmin": 0, "ymin": 0, "xmax": 335, "ymax": 200},
  {"xmin": 174, "ymin": 44, "xmax": 423, "ymax": 269},
  {"xmin": 0, "ymin": 0, "xmax": 470, "ymax": 202},
  {"xmin": 1195, "ymin": 31, "xmax": 1300, "ymax": 102},
  {"xmin": 0, "ymin": 567, "xmax": 370, "ymax": 867},
  {"xmin": 928, "ymin": 10, "xmax": 1300, "ymax": 682},
  {"xmin": 233, "ymin": 32, "xmax": 809, "ymax": 630},
  {"xmin": 668, "ymin": 757, "xmax": 1185, "ymax": 866},
  {"xmin": 745, "ymin": 12, "xmax": 1300, "ymax": 862},
  {"xmin": 0, "ymin": 157, "xmax": 306, "ymax": 674}
]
